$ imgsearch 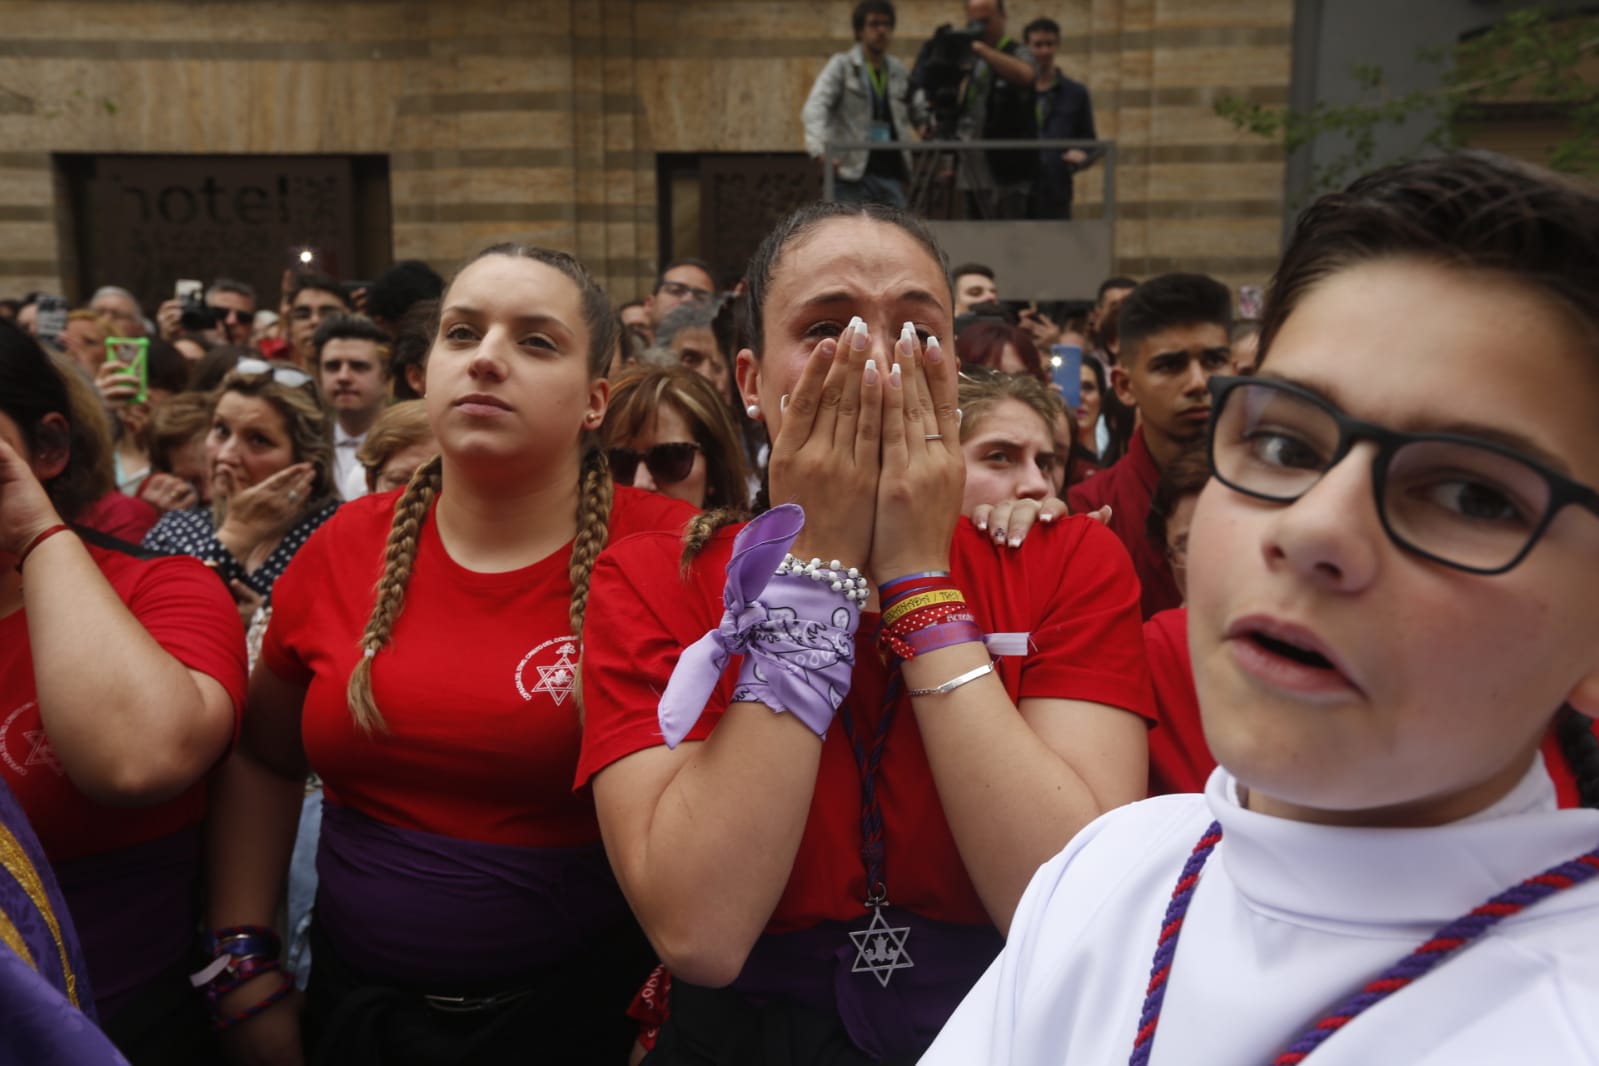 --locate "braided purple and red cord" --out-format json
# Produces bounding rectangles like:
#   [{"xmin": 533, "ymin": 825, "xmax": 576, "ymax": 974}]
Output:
[
  {"xmin": 1128, "ymin": 820, "xmax": 1222, "ymax": 1066},
  {"xmin": 837, "ymin": 675, "xmax": 904, "ymax": 901},
  {"xmin": 1130, "ymin": 823, "xmax": 1599, "ymax": 1065}
]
